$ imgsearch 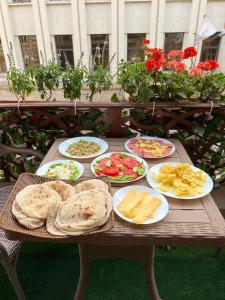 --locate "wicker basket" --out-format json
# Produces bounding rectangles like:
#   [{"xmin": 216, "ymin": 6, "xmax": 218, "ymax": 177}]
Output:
[{"xmin": 0, "ymin": 173, "xmax": 114, "ymax": 242}]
